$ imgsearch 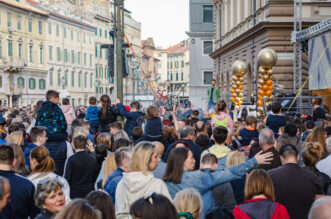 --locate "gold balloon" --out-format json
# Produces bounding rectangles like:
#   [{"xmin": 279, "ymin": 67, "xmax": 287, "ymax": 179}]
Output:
[
  {"xmin": 259, "ymin": 67, "xmax": 267, "ymax": 74},
  {"xmin": 235, "ymin": 97, "xmax": 240, "ymax": 102},
  {"xmin": 232, "ymin": 60, "xmax": 248, "ymax": 76},
  {"xmin": 238, "ymin": 93, "xmax": 243, "ymax": 97},
  {"xmin": 235, "ymin": 80, "xmax": 241, "ymax": 86},
  {"xmin": 258, "ymin": 79, "xmax": 265, "ymax": 84},
  {"xmin": 258, "ymin": 48, "xmax": 278, "ymax": 68},
  {"xmin": 258, "ymin": 84, "xmax": 262, "ymax": 89},
  {"xmin": 236, "ymin": 89, "xmax": 241, "ymax": 94},
  {"xmin": 232, "ymin": 93, "xmax": 237, "ymax": 98},
  {"xmin": 263, "ymin": 74, "xmax": 269, "ymax": 80},
  {"xmin": 232, "ymin": 75, "xmax": 238, "ymax": 81},
  {"xmin": 239, "ymin": 77, "xmax": 244, "ymax": 82},
  {"xmin": 267, "ymin": 69, "xmax": 273, "ymax": 74}
]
